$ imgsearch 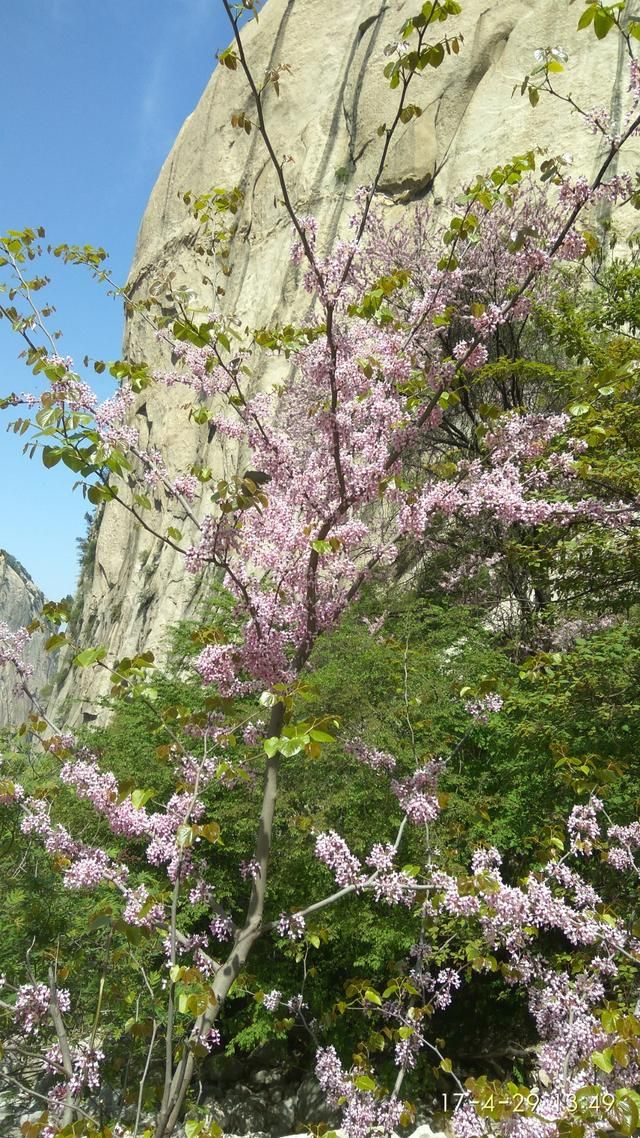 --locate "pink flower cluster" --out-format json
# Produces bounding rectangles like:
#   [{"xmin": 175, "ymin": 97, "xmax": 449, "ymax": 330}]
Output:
[
  {"xmin": 464, "ymin": 693, "xmax": 504, "ymax": 723},
  {"xmin": 122, "ymin": 883, "xmax": 166, "ymax": 927},
  {"xmin": 0, "ymin": 621, "xmax": 33, "ymax": 686},
  {"xmin": 316, "ymin": 1046, "xmax": 403, "ymax": 1138},
  {"xmin": 262, "ymin": 989, "xmax": 281, "ymax": 1012},
  {"xmin": 567, "ymin": 796, "xmax": 603, "ymax": 855},
  {"xmin": 17, "ymin": 748, "xmax": 225, "ymax": 942},
  {"xmin": 391, "ymin": 762, "xmax": 443, "ymax": 825},
  {"xmin": 315, "ymin": 831, "xmax": 365, "ymax": 888},
  {"xmin": 14, "ymin": 982, "xmax": 70, "ymax": 1035},
  {"xmin": 68, "ymin": 1041, "xmax": 105, "ymax": 1095},
  {"xmin": 210, "ymin": 914, "xmax": 234, "ymax": 941},
  {"xmin": 196, "ymin": 1026, "xmax": 221, "ymax": 1051},
  {"xmin": 344, "ymin": 738, "xmax": 396, "ymax": 772},
  {"xmin": 607, "ymin": 819, "xmax": 640, "ymax": 874},
  {"xmin": 452, "ymin": 340, "xmax": 489, "ymax": 370},
  {"xmin": 277, "ymin": 912, "xmax": 306, "ymax": 940},
  {"xmin": 59, "ymin": 753, "xmax": 210, "ymax": 884}
]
